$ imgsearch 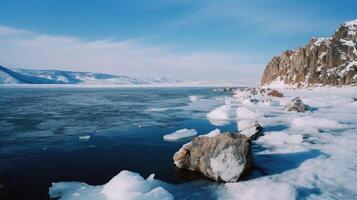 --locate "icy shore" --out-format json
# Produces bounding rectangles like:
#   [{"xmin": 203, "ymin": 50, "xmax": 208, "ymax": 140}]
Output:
[{"xmin": 49, "ymin": 86, "xmax": 357, "ymax": 200}]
